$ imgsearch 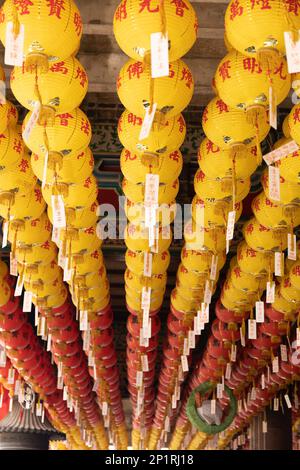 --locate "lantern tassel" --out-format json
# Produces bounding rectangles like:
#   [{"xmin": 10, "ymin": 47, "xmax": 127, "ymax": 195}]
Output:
[
  {"xmin": 257, "ymin": 47, "xmax": 281, "ymax": 73},
  {"xmin": 25, "ymin": 52, "xmax": 49, "ymax": 74}
]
